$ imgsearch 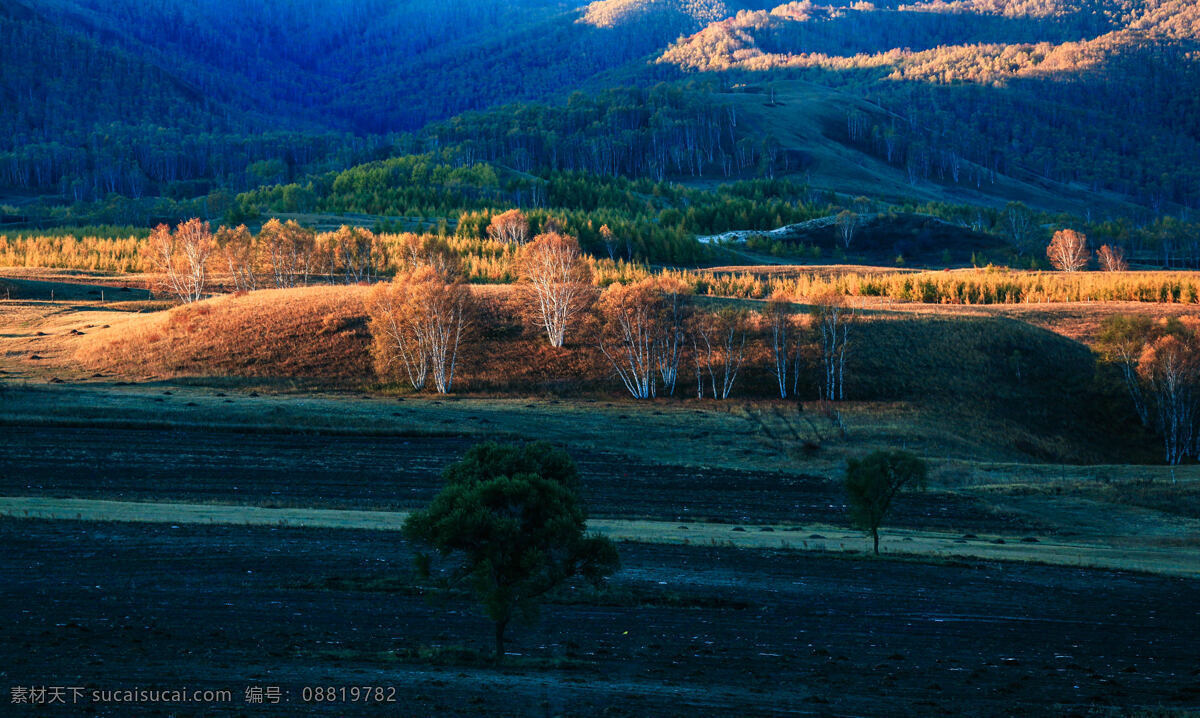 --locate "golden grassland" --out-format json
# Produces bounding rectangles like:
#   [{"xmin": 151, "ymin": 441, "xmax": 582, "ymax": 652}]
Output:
[
  {"xmin": 8, "ymin": 230, "xmax": 1200, "ymax": 306},
  {"xmin": 0, "ymin": 278, "xmax": 1155, "ymax": 466},
  {"xmin": 864, "ymin": 301, "xmax": 1200, "ymax": 345},
  {"xmin": 699, "ymin": 264, "xmax": 921, "ymax": 277},
  {"xmin": 73, "ymin": 285, "xmax": 376, "ymax": 381},
  {"xmin": 665, "ymin": 265, "xmax": 1200, "ymax": 305},
  {"xmin": 0, "ymin": 259, "xmax": 1192, "ymax": 469},
  {"xmin": 0, "ymin": 234, "xmax": 148, "ymax": 273},
  {"xmin": 0, "ymin": 231, "xmax": 520, "ymax": 281}
]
